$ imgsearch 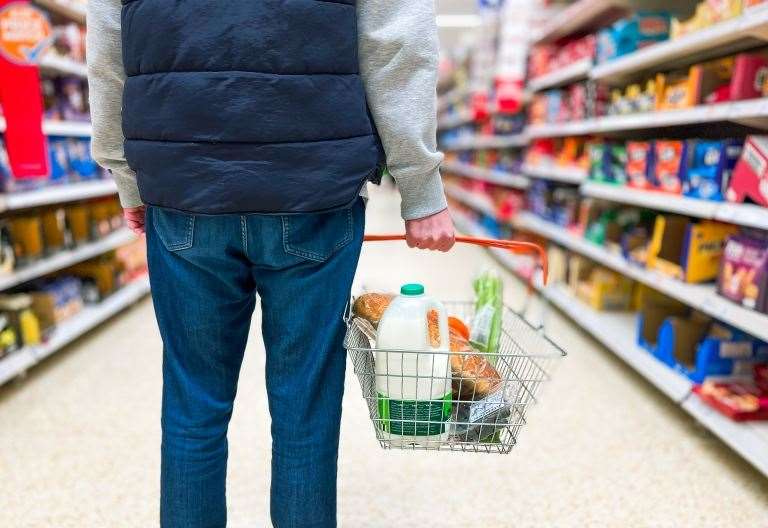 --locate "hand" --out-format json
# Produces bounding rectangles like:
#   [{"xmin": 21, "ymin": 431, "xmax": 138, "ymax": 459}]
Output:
[
  {"xmin": 124, "ymin": 206, "xmax": 146, "ymax": 235},
  {"xmin": 405, "ymin": 208, "xmax": 455, "ymax": 252}
]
